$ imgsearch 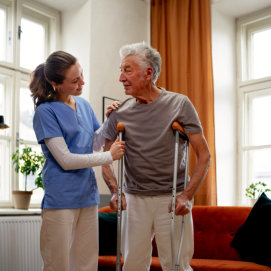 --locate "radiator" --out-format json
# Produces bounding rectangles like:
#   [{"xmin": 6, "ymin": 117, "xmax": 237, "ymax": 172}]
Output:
[{"xmin": 0, "ymin": 216, "xmax": 43, "ymax": 271}]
